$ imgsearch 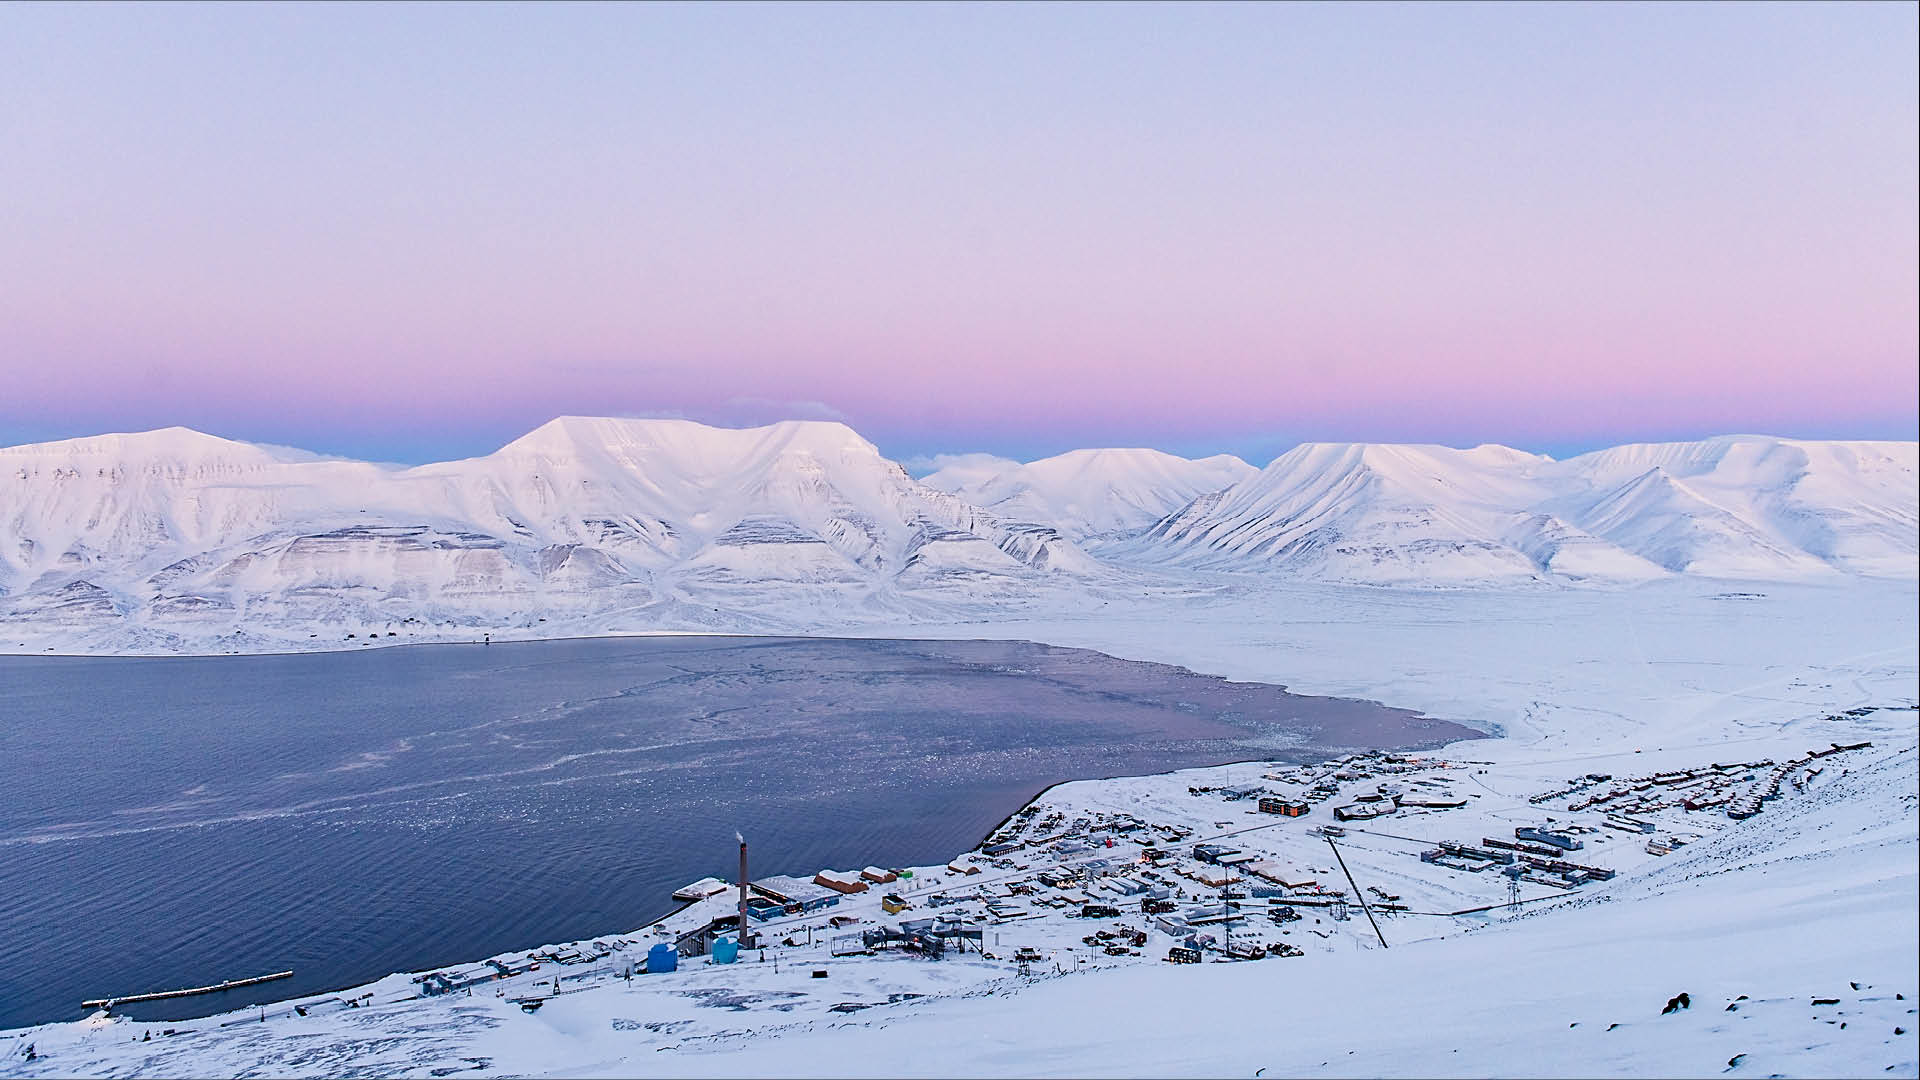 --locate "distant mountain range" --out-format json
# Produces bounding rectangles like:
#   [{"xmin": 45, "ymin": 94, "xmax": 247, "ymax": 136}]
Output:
[
  {"xmin": 2, "ymin": 419, "xmax": 1913, "ymax": 651},
  {"xmin": 1122, "ymin": 437, "xmax": 1917, "ymax": 584}
]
